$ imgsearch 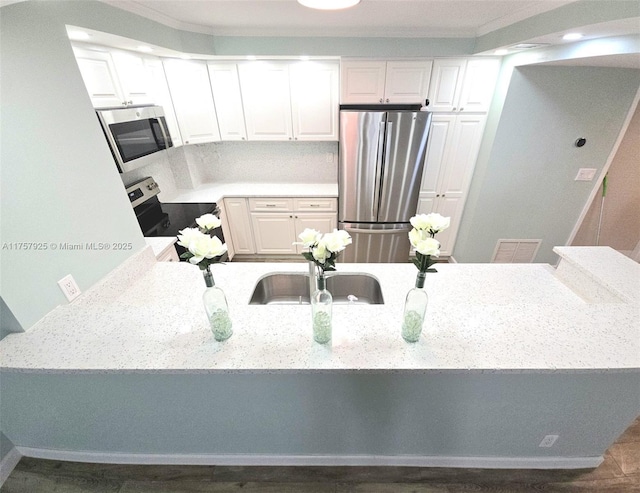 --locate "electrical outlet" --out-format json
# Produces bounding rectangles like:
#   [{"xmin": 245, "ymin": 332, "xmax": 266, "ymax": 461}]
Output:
[
  {"xmin": 58, "ymin": 274, "xmax": 81, "ymax": 302},
  {"xmin": 575, "ymin": 168, "xmax": 597, "ymax": 181},
  {"xmin": 539, "ymin": 435, "xmax": 559, "ymax": 448}
]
